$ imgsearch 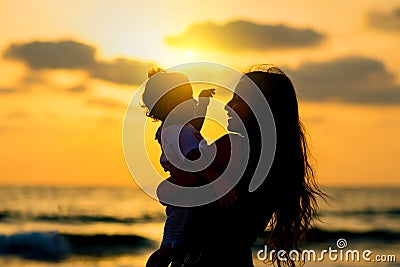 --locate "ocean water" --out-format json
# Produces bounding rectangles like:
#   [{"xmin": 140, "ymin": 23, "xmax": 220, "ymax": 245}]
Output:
[{"xmin": 0, "ymin": 186, "xmax": 399, "ymax": 267}]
